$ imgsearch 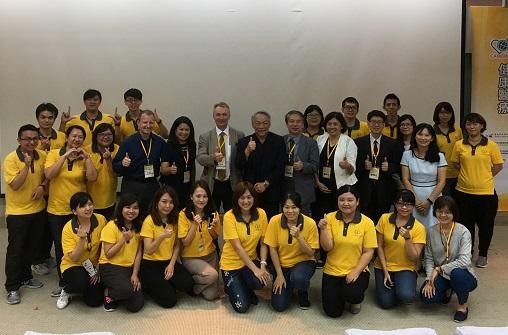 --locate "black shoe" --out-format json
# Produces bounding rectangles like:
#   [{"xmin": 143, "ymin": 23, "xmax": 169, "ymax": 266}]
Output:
[
  {"xmin": 315, "ymin": 260, "xmax": 324, "ymax": 269},
  {"xmin": 250, "ymin": 291, "xmax": 258, "ymax": 305},
  {"xmin": 440, "ymin": 289, "xmax": 452, "ymax": 305},
  {"xmin": 103, "ymin": 295, "xmax": 117, "ymax": 312},
  {"xmin": 454, "ymin": 308, "xmax": 468, "ymax": 322},
  {"xmin": 297, "ymin": 290, "xmax": 310, "ymax": 310}
]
